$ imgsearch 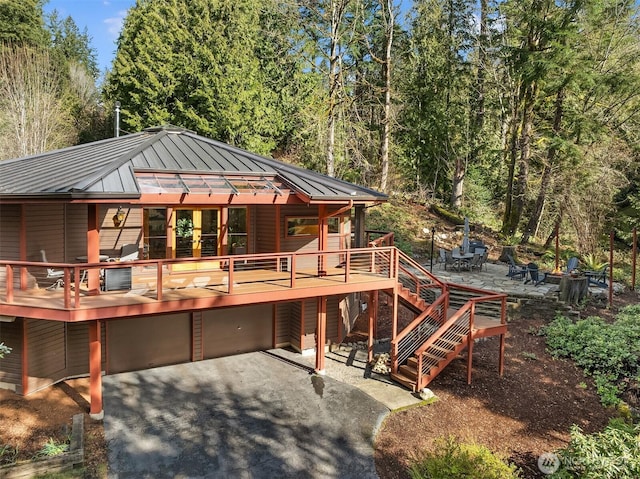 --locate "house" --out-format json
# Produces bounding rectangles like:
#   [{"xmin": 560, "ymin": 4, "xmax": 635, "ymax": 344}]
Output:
[{"xmin": 0, "ymin": 126, "xmax": 507, "ymax": 419}]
